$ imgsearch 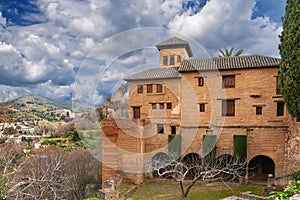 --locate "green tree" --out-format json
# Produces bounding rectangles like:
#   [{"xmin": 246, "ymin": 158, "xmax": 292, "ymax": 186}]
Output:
[
  {"xmin": 278, "ymin": 0, "xmax": 300, "ymax": 119},
  {"xmin": 219, "ymin": 47, "xmax": 243, "ymax": 57}
]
